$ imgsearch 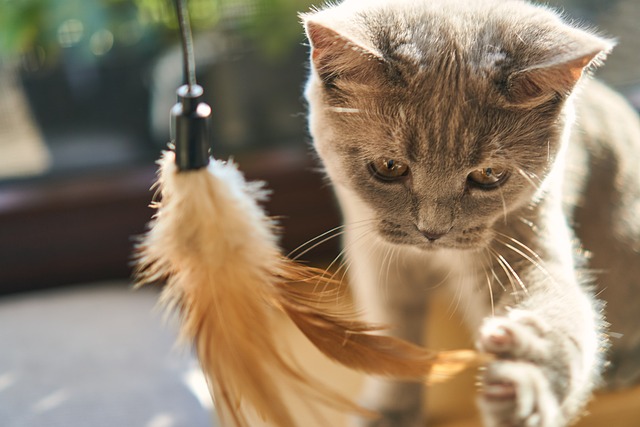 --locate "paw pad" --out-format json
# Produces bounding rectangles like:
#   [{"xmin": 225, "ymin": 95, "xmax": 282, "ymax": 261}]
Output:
[
  {"xmin": 486, "ymin": 326, "xmax": 514, "ymax": 352},
  {"xmin": 479, "ymin": 320, "xmax": 517, "ymax": 355}
]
